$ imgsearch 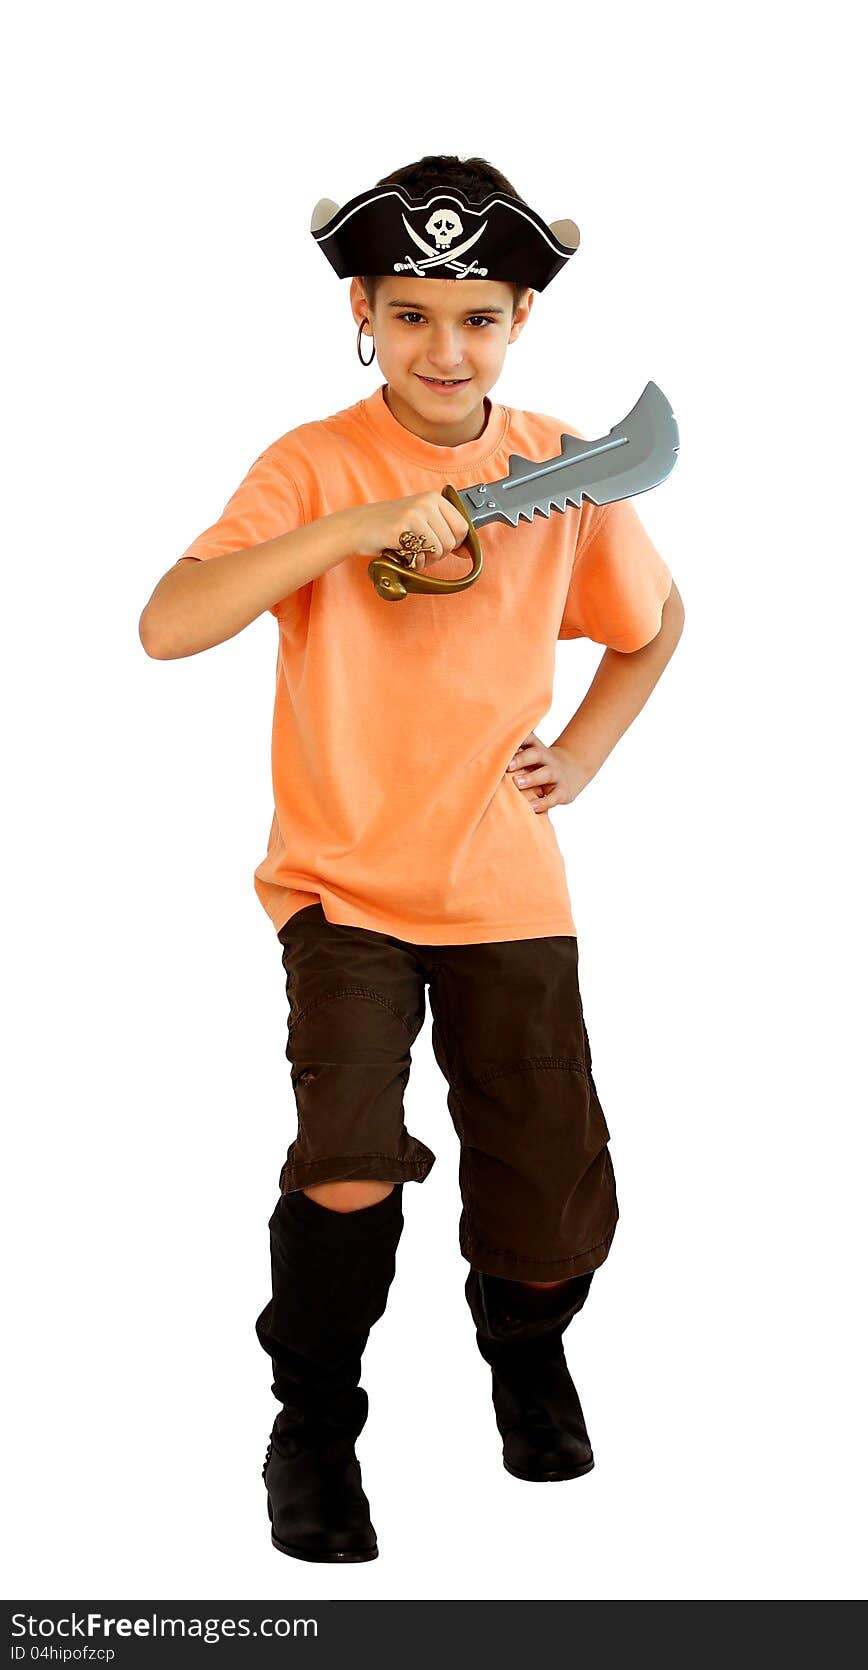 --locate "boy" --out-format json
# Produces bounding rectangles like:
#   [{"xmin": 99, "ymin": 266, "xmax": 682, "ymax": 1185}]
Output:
[{"xmin": 139, "ymin": 154, "xmax": 684, "ymax": 1565}]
